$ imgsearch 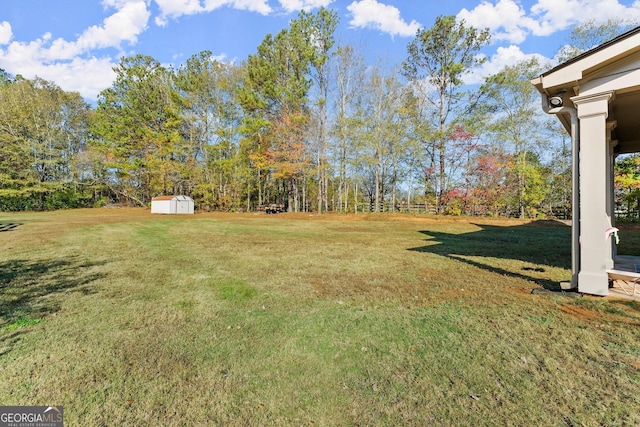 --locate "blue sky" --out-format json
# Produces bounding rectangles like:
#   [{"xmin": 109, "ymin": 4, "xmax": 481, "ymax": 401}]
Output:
[{"xmin": 1, "ymin": 0, "xmax": 640, "ymax": 101}]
